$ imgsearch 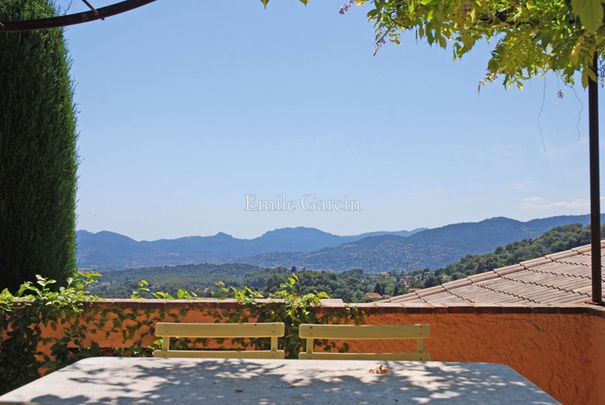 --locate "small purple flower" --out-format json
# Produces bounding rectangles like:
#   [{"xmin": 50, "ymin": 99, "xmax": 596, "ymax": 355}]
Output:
[
  {"xmin": 373, "ymin": 33, "xmax": 387, "ymax": 55},
  {"xmin": 339, "ymin": 0, "xmax": 354, "ymax": 15}
]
